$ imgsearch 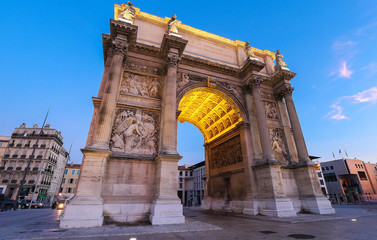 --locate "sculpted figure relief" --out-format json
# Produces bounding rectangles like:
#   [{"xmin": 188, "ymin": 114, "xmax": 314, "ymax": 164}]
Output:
[
  {"xmin": 210, "ymin": 136, "xmax": 242, "ymax": 169},
  {"xmin": 245, "ymin": 42, "xmax": 258, "ymax": 59},
  {"xmin": 120, "ymin": 73, "xmax": 161, "ymax": 98},
  {"xmin": 118, "ymin": 2, "xmax": 136, "ymax": 24},
  {"xmin": 264, "ymin": 101, "xmax": 279, "ymax": 120},
  {"xmin": 177, "ymin": 73, "xmax": 190, "ymax": 90},
  {"xmin": 274, "ymin": 50, "xmax": 289, "ymax": 71},
  {"xmin": 110, "ymin": 109, "xmax": 159, "ymax": 155},
  {"xmin": 269, "ymin": 129, "xmax": 289, "ymax": 165}
]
